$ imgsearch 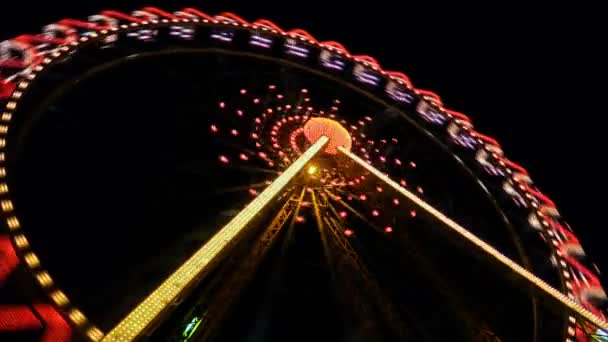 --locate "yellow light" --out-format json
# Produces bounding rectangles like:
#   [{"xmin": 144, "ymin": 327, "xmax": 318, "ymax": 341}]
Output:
[
  {"xmin": 6, "ymin": 216, "xmax": 20, "ymax": 230},
  {"xmin": 69, "ymin": 309, "xmax": 87, "ymax": 325},
  {"xmin": 13, "ymin": 234, "xmax": 28, "ymax": 248},
  {"xmin": 307, "ymin": 165, "xmax": 318, "ymax": 175},
  {"xmin": 338, "ymin": 146, "xmax": 608, "ymax": 332},
  {"xmin": 1, "ymin": 199, "xmax": 13, "ymax": 211},
  {"xmin": 24, "ymin": 252, "xmax": 39, "ymax": 268},
  {"xmin": 36, "ymin": 271, "xmax": 53, "ymax": 288},
  {"xmin": 102, "ymin": 136, "xmax": 329, "ymax": 341},
  {"xmin": 50, "ymin": 290, "xmax": 69, "ymax": 306},
  {"xmin": 87, "ymin": 327, "xmax": 104, "ymax": 341}
]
